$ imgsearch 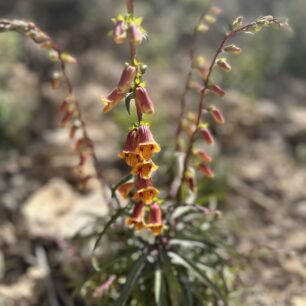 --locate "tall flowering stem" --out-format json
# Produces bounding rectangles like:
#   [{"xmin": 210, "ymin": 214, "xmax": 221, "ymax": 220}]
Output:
[
  {"xmin": 175, "ymin": 0, "xmax": 216, "ymax": 150},
  {"xmin": 0, "ymin": 19, "xmax": 113, "ymax": 209},
  {"xmin": 104, "ymin": 0, "xmax": 163, "ymax": 235},
  {"xmin": 176, "ymin": 16, "xmax": 284, "ymax": 202}
]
